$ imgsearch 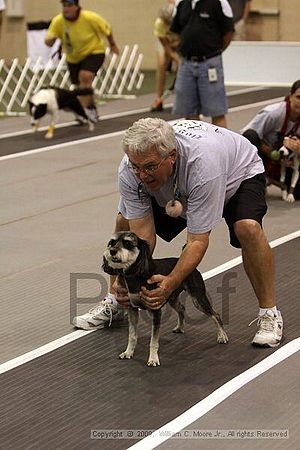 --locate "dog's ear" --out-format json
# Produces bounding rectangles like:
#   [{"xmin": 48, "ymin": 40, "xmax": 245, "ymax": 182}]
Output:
[
  {"xmin": 131, "ymin": 237, "xmax": 154, "ymax": 277},
  {"xmin": 102, "ymin": 256, "xmax": 119, "ymax": 275}
]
